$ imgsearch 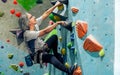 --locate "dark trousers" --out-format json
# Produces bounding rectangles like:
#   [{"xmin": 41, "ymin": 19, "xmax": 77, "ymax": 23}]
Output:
[{"xmin": 42, "ymin": 35, "xmax": 71, "ymax": 74}]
